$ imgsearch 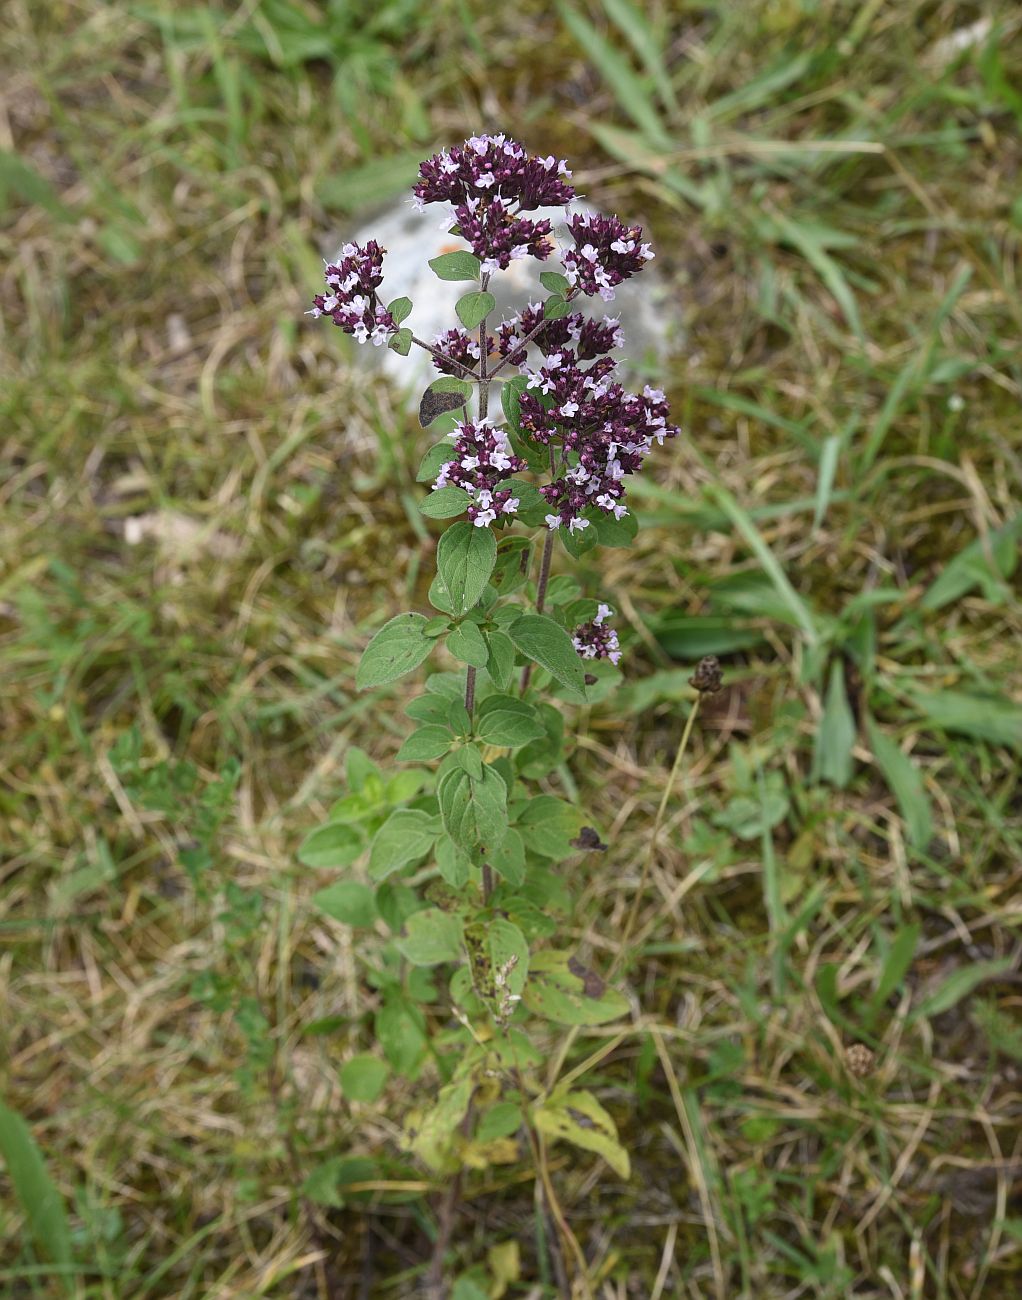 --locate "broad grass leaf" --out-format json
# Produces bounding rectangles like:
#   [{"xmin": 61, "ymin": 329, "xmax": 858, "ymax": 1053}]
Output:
[
  {"xmin": 908, "ymin": 688, "xmax": 1022, "ymax": 753},
  {"xmin": 913, "ymin": 958, "xmax": 1015, "ymax": 1021},
  {"xmin": 920, "ymin": 513, "xmax": 1022, "ymax": 611},
  {"xmin": 0, "ymin": 1103, "xmax": 74, "ymax": 1280},
  {"xmin": 867, "ymin": 923, "xmax": 921, "ymax": 1023},
  {"xmin": 811, "ymin": 660, "xmax": 856, "ymax": 788},
  {"xmin": 866, "ymin": 720, "xmax": 932, "ymax": 850},
  {"xmin": 356, "ymin": 613, "xmax": 433, "ymax": 689},
  {"xmin": 556, "ymin": 1, "xmax": 670, "ymax": 148},
  {"xmin": 316, "ymin": 151, "xmax": 423, "ymax": 211}
]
